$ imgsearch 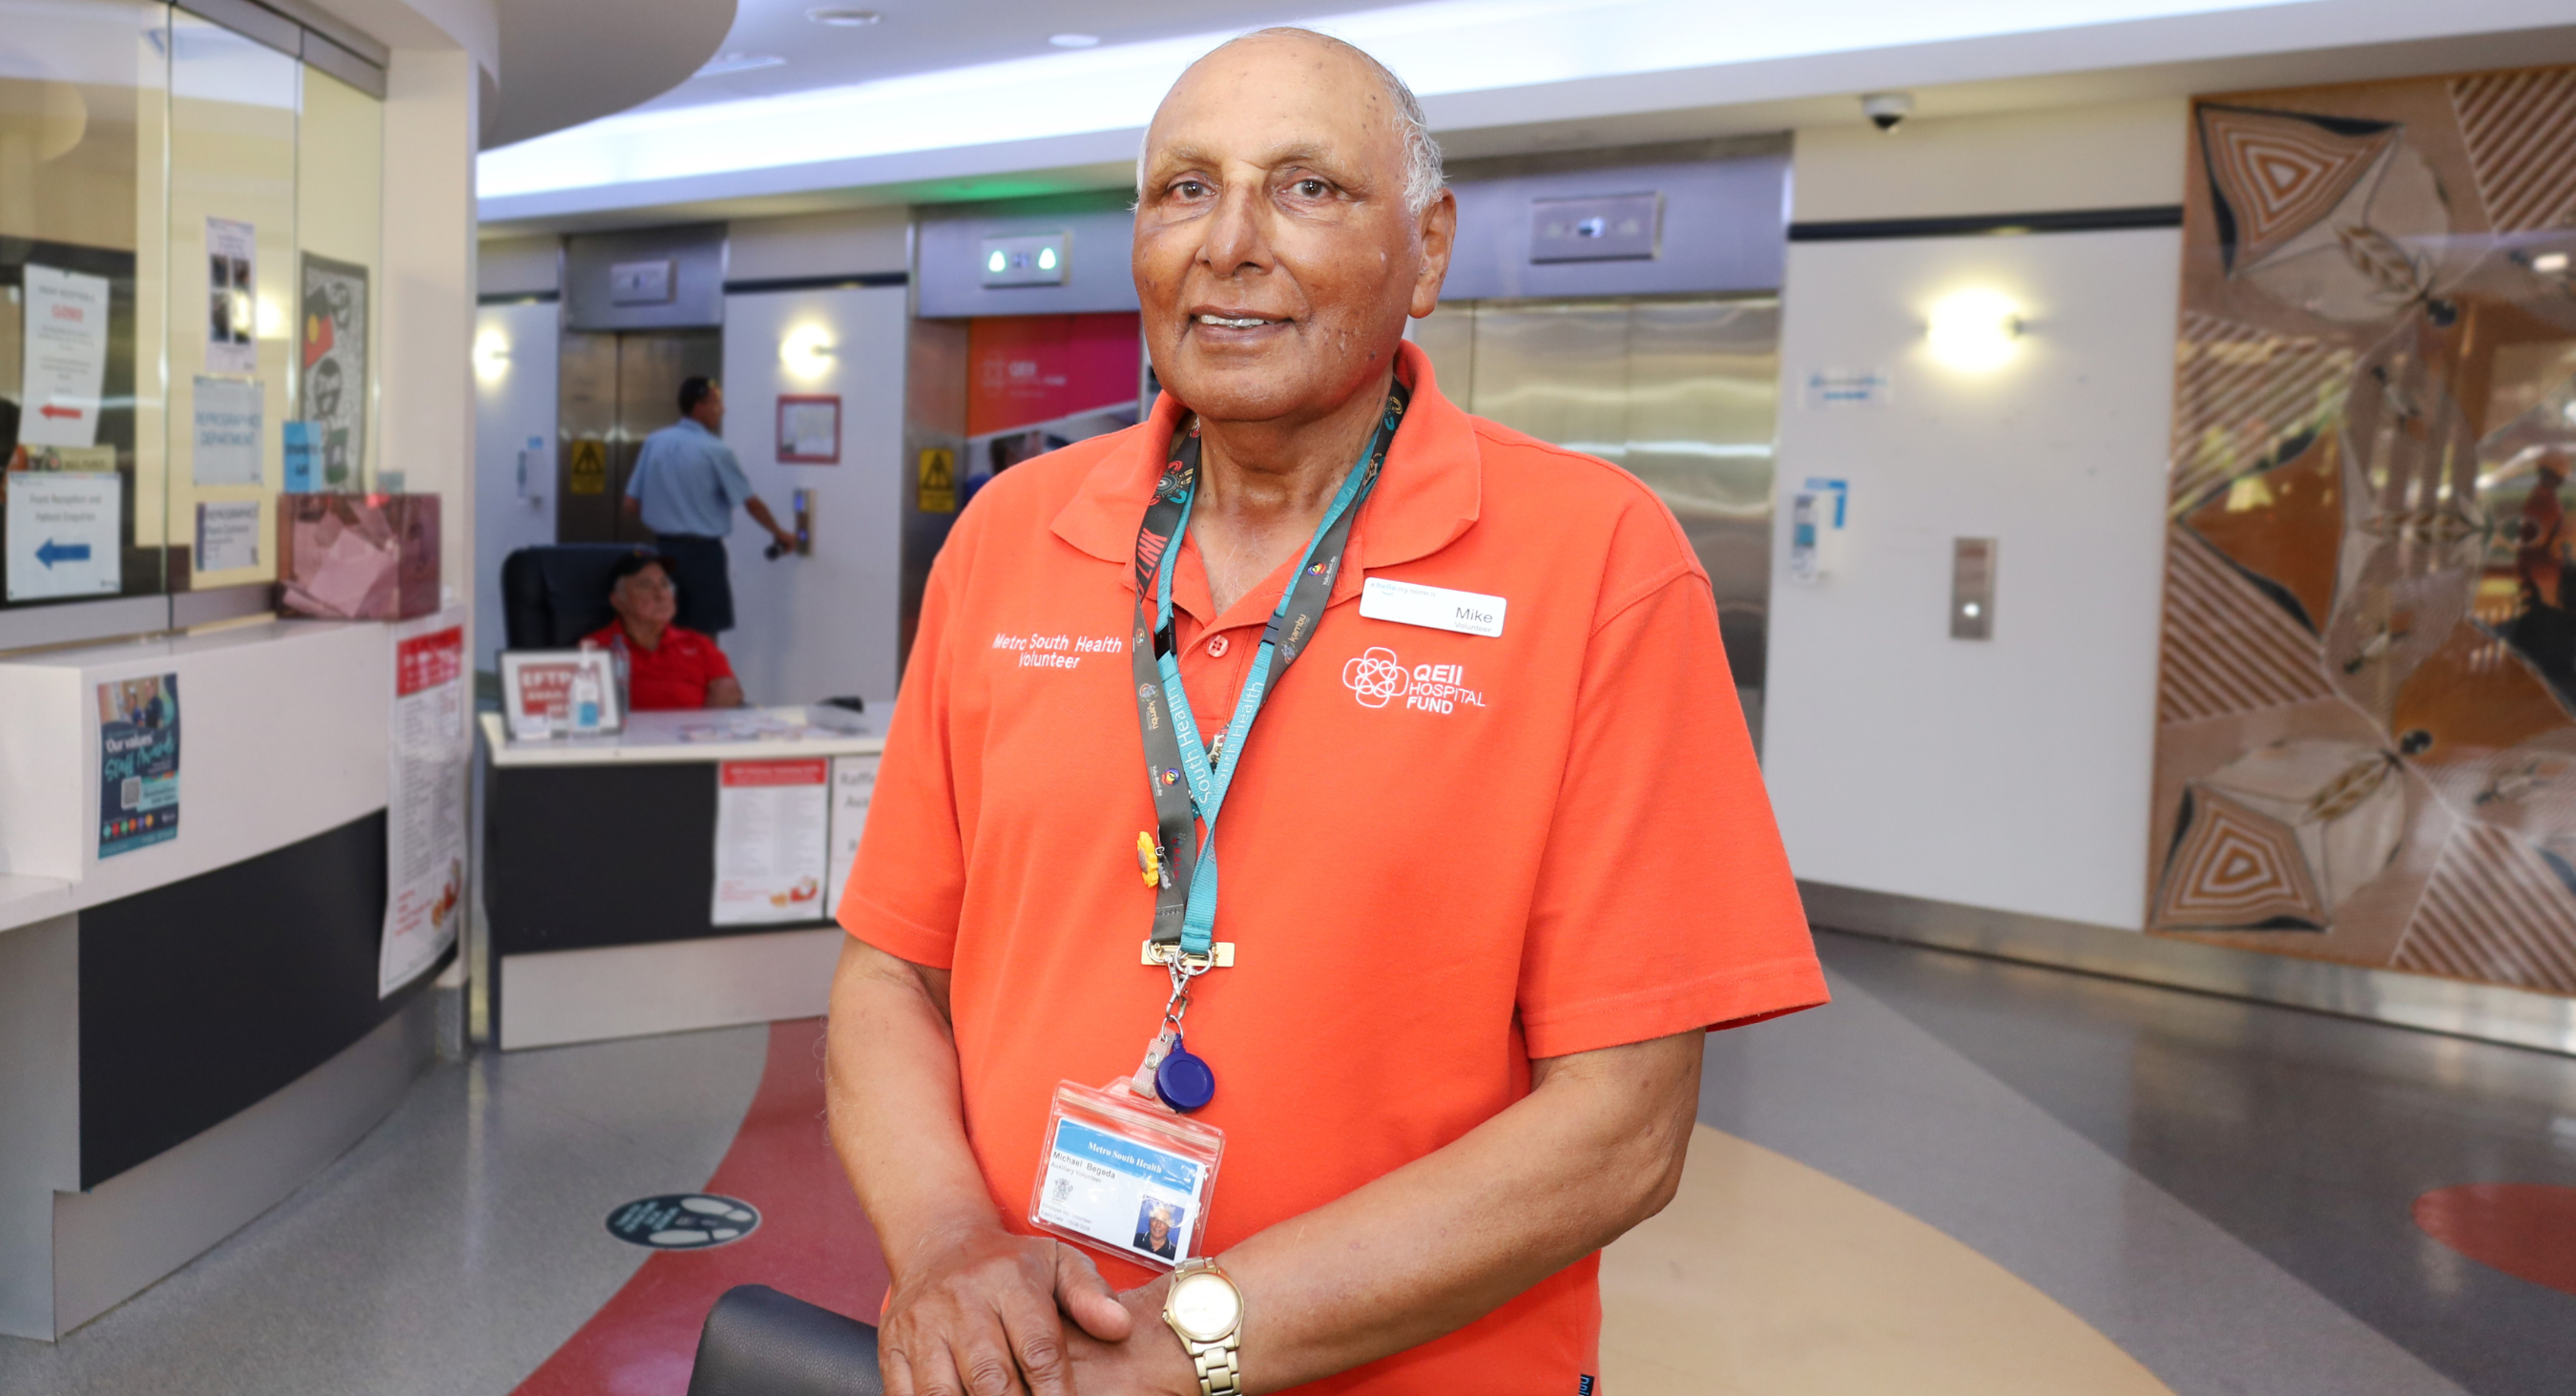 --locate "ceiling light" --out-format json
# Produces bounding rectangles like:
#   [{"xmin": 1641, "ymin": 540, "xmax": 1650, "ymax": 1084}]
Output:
[
  {"xmin": 2536, "ymin": 252, "xmax": 2570, "ymax": 274},
  {"xmin": 1049, "ymin": 33, "xmax": 1101, "ymax": 48},
  {"xmin": 805, "ymin": 7, "xmax": 880, "ymax": 25},
  {"xmin": 1925, "ymin": 288, "xmax": 2025, "ymax": 371},
  {"xmin": 697, "ymin": 52, "xmax": 785, "ymax": 77}
]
